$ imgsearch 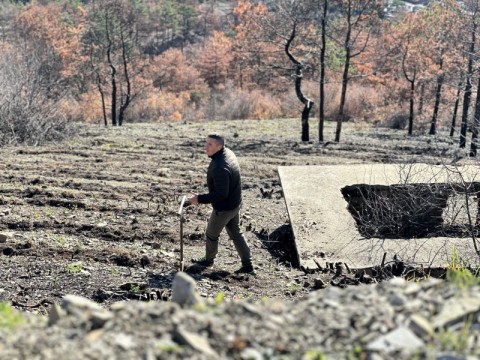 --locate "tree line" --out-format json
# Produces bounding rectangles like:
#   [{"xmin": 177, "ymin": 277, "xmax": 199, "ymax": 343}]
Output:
[{"xmin": 1, "ymin": 0, "xmax": 480, "ymax": 153}]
